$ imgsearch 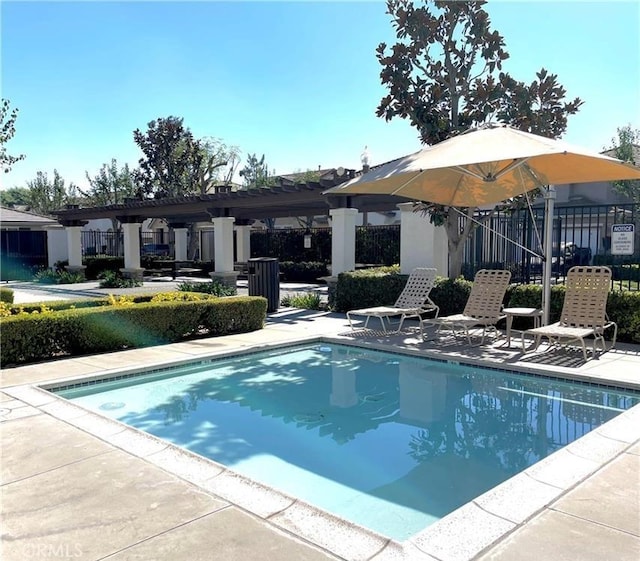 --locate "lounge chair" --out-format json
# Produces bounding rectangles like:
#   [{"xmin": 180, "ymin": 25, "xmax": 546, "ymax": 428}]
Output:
[
  {"xmin": 523, "ymin": 266, "xmax": 617, "ymax": 360},
  {"xmin": 346, "ymin": 267, "xmax": 439, "ymax": 336},
  {"xmin": 430, "ymin": 269, "xmax": 512, "ymax": 345}
]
